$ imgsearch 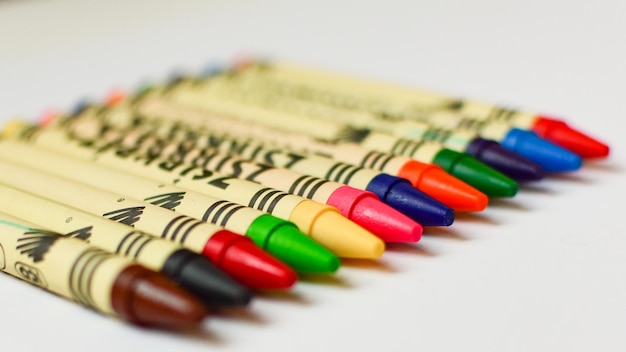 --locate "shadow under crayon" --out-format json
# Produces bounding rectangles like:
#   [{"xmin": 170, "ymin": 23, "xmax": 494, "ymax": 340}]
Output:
[
  {"xmin": 487, "ymin": 198, "xmax": 531, "ymax": 212},
  {"xmin": 254, "ymin": 289, "xmax": 312, "ymax": 306},
  {"xmin": 340, "ymin": 258, "xmax": 398, "ymax": 272},
  {"xmin": 210, "ymin": 306, "xmax": 268, "ymax": 325},
  {"xmin": 583, "ymin": 160, "xmax": 621, "ymax": 173},
  {"xmin": 143, "ymin": 322, "xmax": 226, "ymax": 346},
  {"xmin": 452, "ymin": 212, "xmax": 498, "ymax": 225},
  {"xmin": 519, "ymin": 182, "xmax": 557, "ymax": 195},
  {"xmin": 298, "ymin": 272, "xmax": 353, "ymax": 288},
  {"xmin": 546, "ymin": 172, "xmax": 594, "ymax": 185},
  {"xmin": 422, "ymin": 226, "xmax": 470, "ymax": 241},
  {"xmin": 384, "ymin": 242, "xmax": 437, "ymax": 257}
]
